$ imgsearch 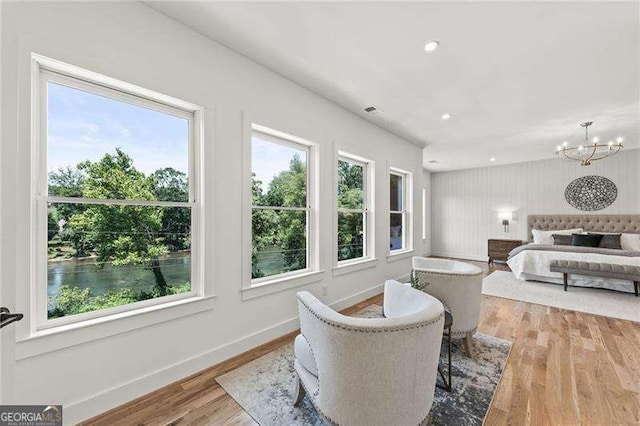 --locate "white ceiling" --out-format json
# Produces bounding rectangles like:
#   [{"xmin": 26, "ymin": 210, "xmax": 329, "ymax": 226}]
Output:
[{"xmin": 148, "ymin": 2, "xmax": 640, "ymax": 171}]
